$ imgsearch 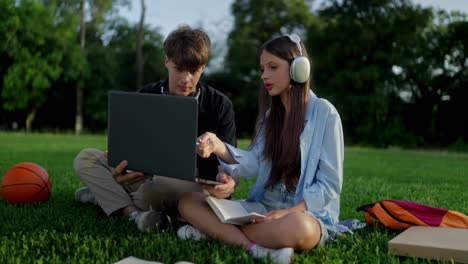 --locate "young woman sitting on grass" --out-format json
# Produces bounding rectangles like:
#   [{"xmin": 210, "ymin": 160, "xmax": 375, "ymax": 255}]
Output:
[{"xmin": 177, "ymin": 34, "xmax": 344, "ymax": 264}]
